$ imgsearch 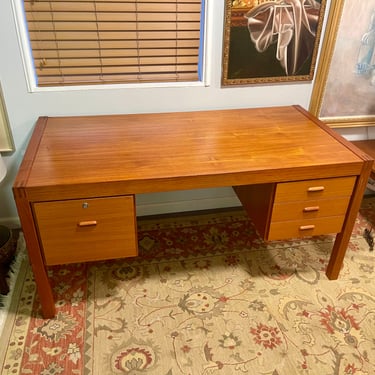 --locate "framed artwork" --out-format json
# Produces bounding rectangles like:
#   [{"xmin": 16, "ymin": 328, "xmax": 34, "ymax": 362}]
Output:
[
  {"xmin": 222, "ymin": 0, "xmax": 327, "ymax": 86},
  {"xmin": 310, "ymin": 0, "xmax": 375, "ymax": 128},
  {"xmin": 0, "ymin": 83, "xmax": 14, "ymax": 152}
]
